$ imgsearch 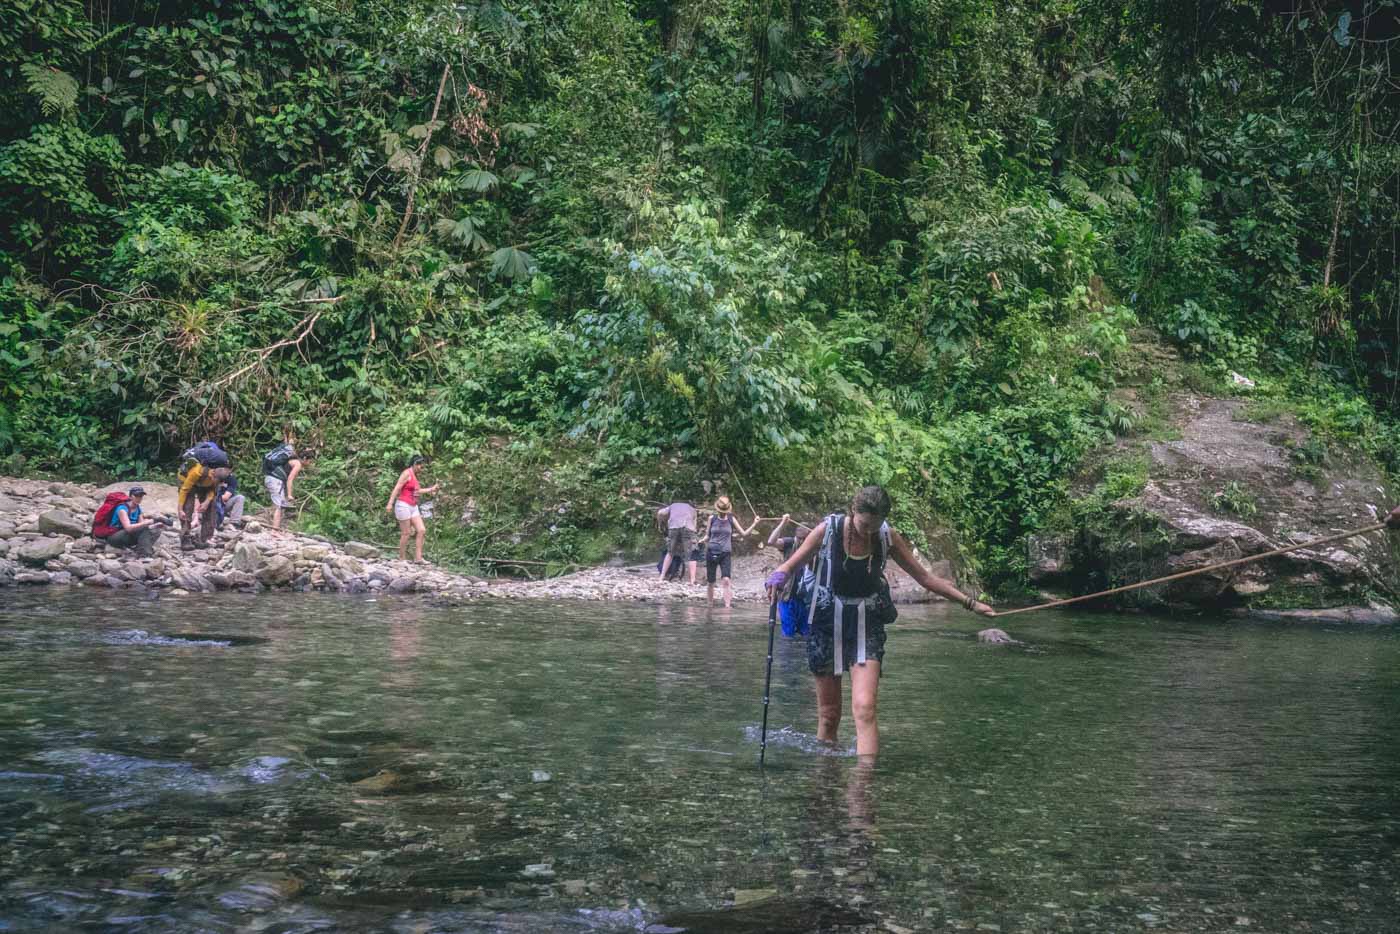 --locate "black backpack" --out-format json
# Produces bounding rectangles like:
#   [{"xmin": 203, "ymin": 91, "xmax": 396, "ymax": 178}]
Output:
[
  {"xmin": 262, "ymin": 443, "xmax": 294, "ymax": 476},
  {"xmin": 182, "ymin": 440, "xmax": 230, "ymax": 469}
]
